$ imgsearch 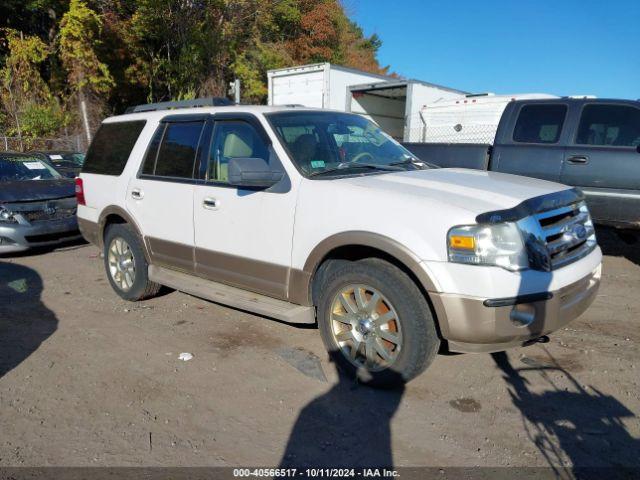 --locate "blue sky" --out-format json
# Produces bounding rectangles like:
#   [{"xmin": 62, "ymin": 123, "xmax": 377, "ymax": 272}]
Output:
[{"xmin": 349, "ymin": 0, "xmax": 639, "ymax": 99}]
